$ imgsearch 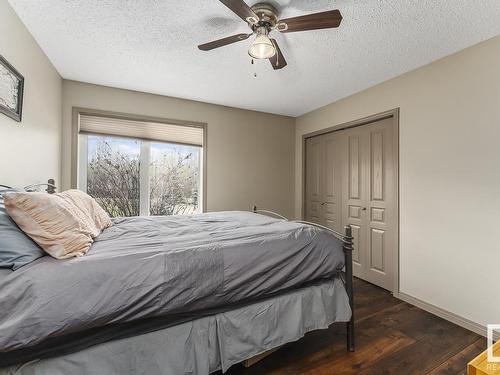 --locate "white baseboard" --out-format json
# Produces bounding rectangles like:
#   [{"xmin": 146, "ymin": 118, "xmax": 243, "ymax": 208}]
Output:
[{"xmin": 397, "ymin": 292, "xmax": 490, "ymax": 339}]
